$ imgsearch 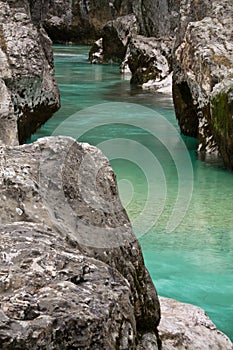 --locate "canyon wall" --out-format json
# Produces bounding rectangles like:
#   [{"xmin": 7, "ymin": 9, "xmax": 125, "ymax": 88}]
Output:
[
  {"xmin": 35, "ymin": 0, "xmax": 178, "ymax": 44},
  {"xmin": 173, "ymin": 0, "xmax": 233, "ymax": 169},
  {"xmin": 0, "ymin": 0, "xmax": 60, "ymax": 145}
]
